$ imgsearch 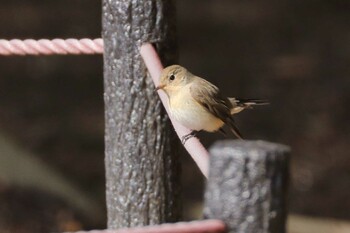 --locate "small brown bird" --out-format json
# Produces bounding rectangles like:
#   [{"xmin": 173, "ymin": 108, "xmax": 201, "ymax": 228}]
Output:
[{"xmin": 156, "ymin": 65, "xmax": 268, "ymax": 144}]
